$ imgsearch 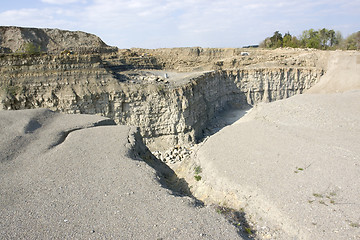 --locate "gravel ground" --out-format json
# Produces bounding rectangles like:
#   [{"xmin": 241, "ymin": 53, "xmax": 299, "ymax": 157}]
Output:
[
  {"xmin": 0, "ymin": 109, "xmax": 242, "ymax": 239},
  {"xmin": 191, "ymin": 51, "xmax": 360, "ymax": 239}
]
